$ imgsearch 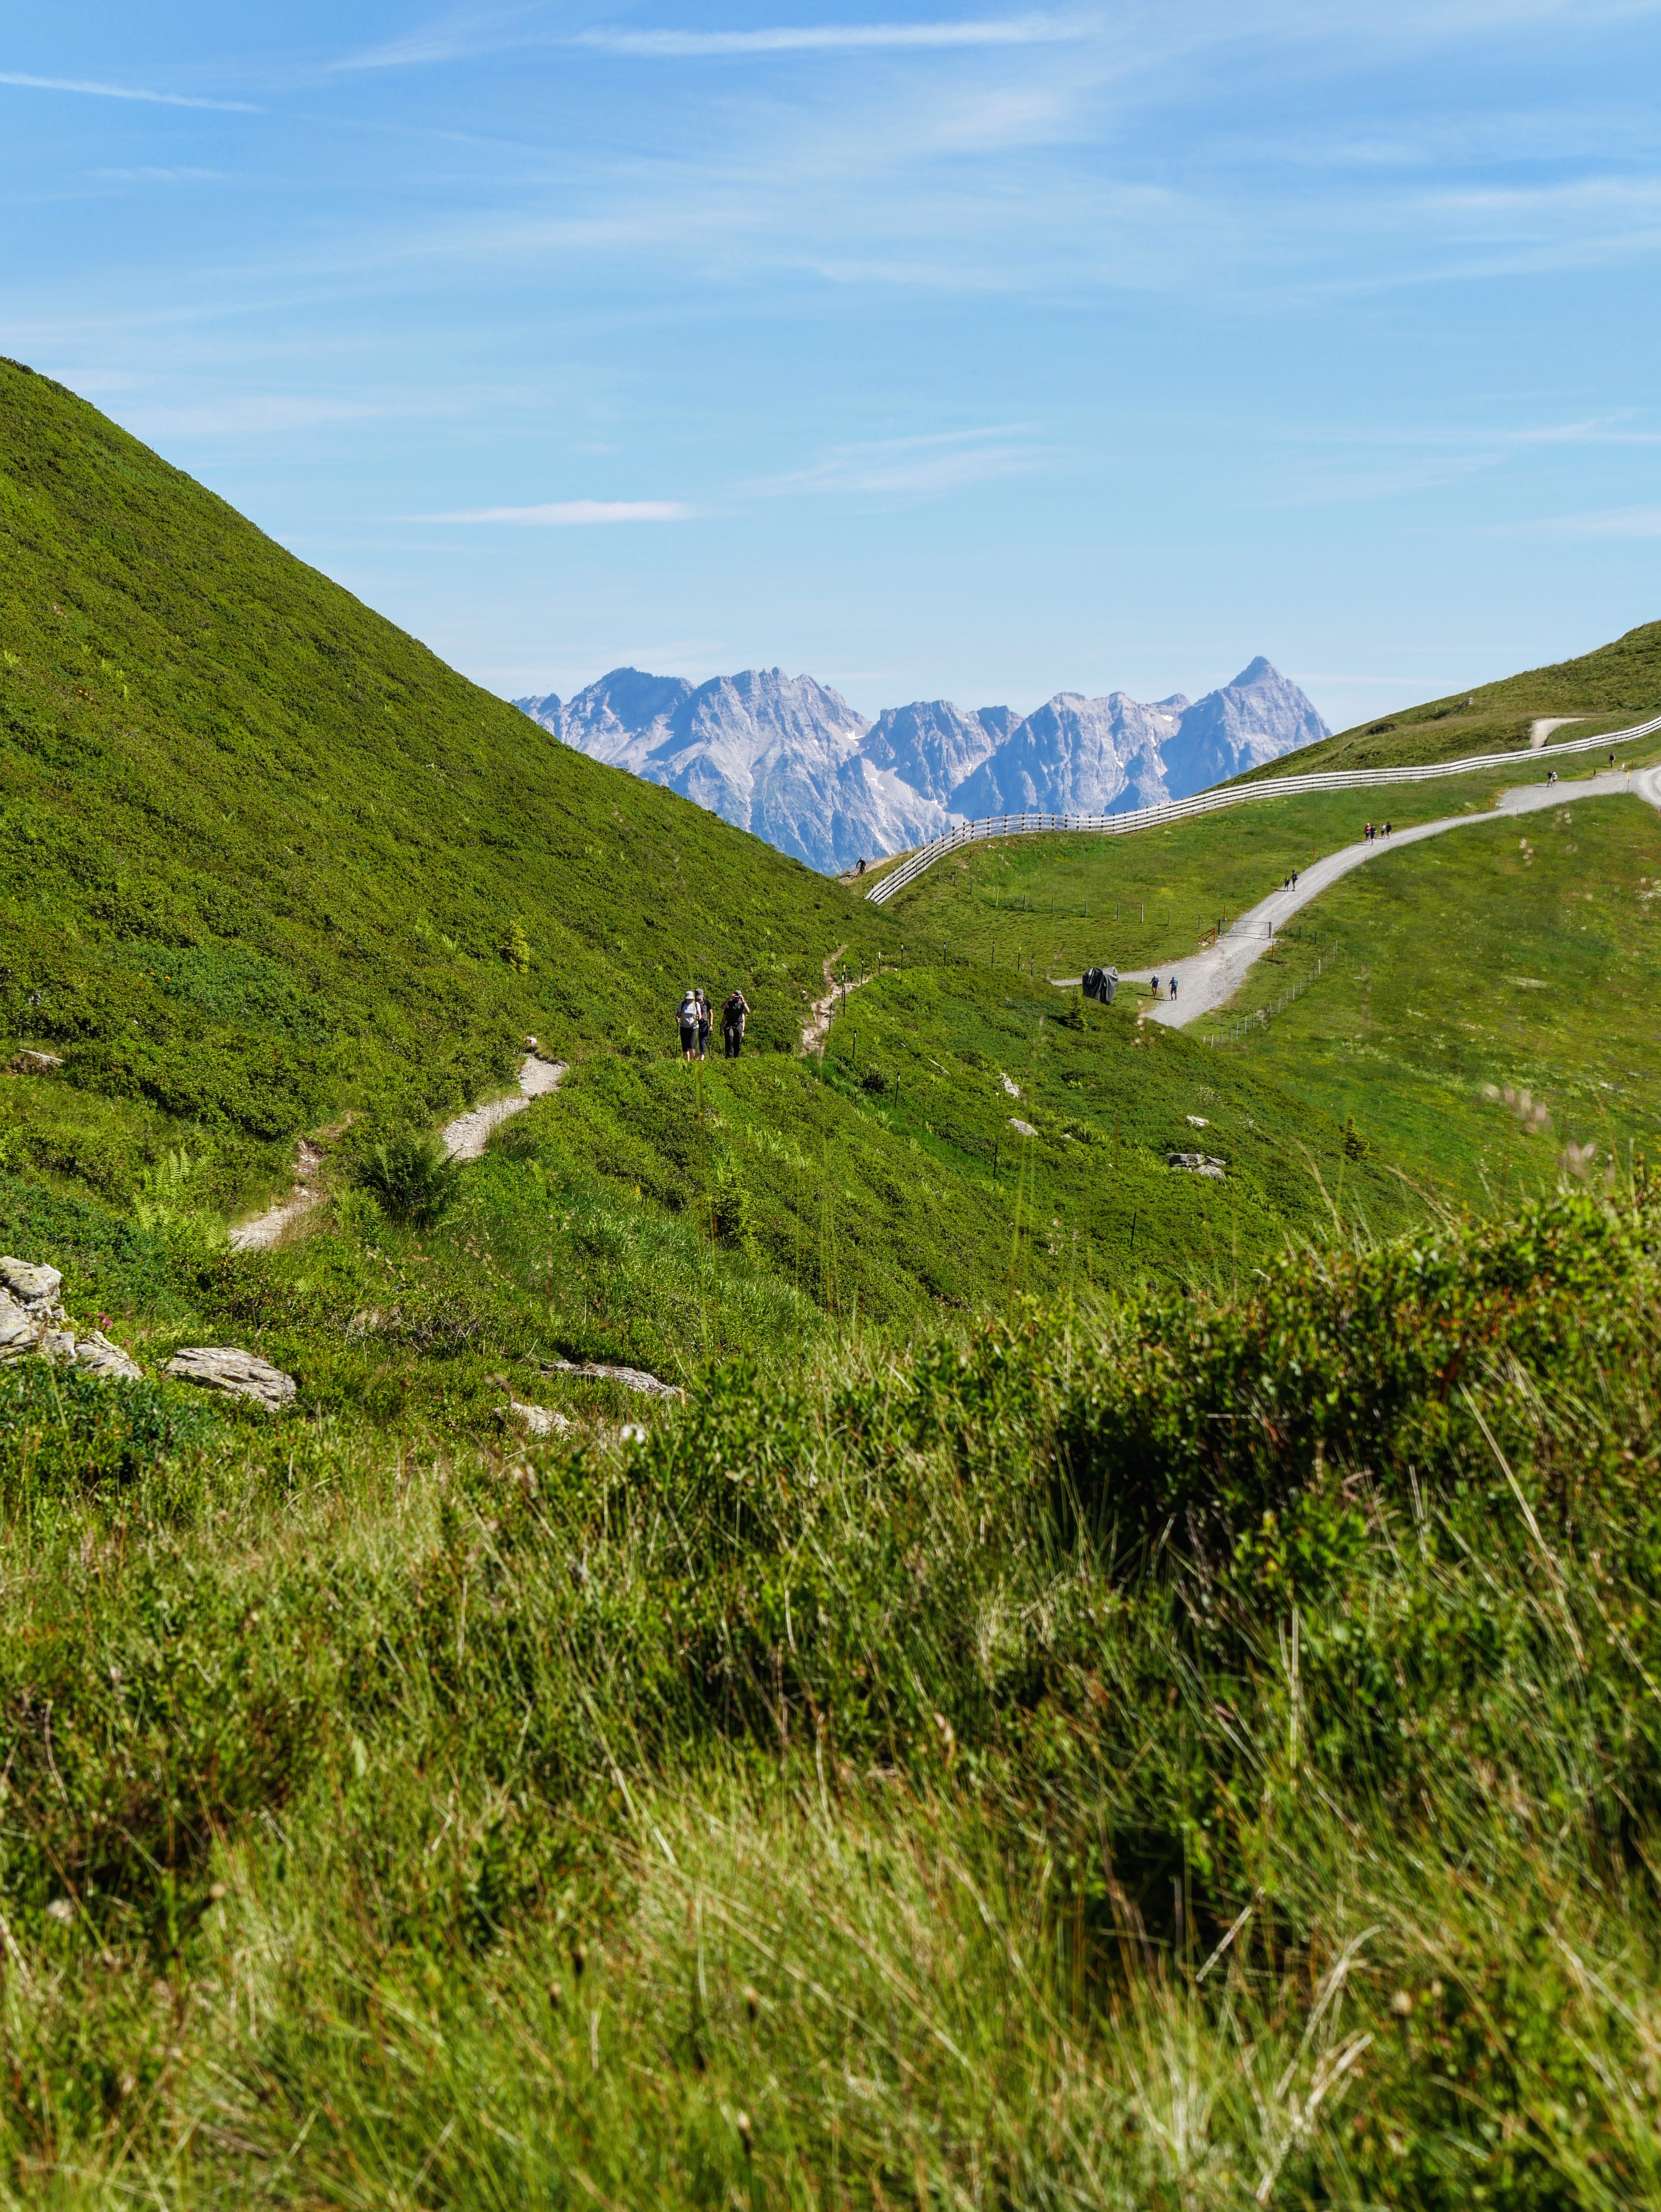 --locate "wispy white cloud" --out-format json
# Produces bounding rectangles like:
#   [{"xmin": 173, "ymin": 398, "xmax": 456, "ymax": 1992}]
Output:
[
  {"xmin": 92, "ymin": 167, "xmax": 233, "ymax": 184},
  {"xmin": 751, "ymin": 425, "xmax": 1046, "ymax": 498},
  {"xmin": 574, "ymin": 14, "xmax": 1088, "ymax": 58},
  {"xmin": 330, "ymin": 8, "xmax": 540, "ymax": 72},
  {"xmin": 1494, "ymin": 504, "xmax": 1661, "ymax": 537},
  {"xmin": 432, "ymin": 499, "xmax": 693, "ymax": 523},
  {"xmin": 1268, "ymin": 414, "xmax": 1661, "ymax": 506},
  {"xmin": 126, "ymin": 394, "xmax": 463, "ymax": 441},
  {"xmin": 0, "ymin": 69, "xmax": 255, "ymax": 111}
]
